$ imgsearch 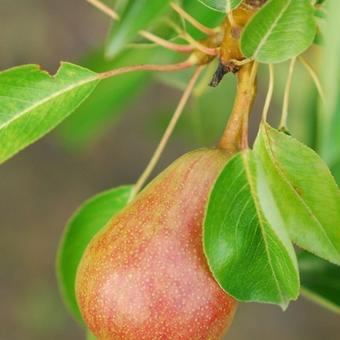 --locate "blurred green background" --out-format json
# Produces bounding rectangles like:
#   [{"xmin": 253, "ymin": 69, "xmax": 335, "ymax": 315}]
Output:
[{"xmin": 0, "ymin": 1, "xmax": 339, "ymax": 339}]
